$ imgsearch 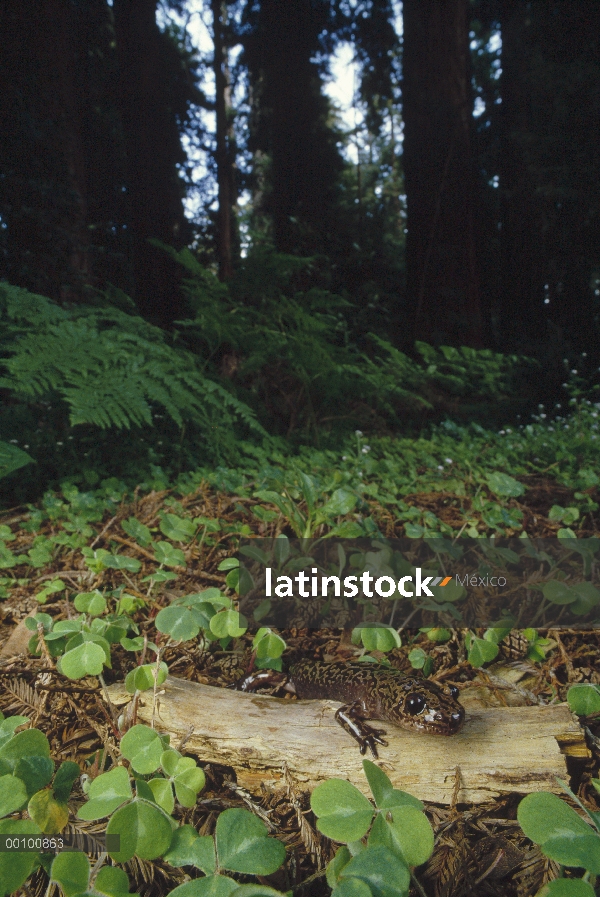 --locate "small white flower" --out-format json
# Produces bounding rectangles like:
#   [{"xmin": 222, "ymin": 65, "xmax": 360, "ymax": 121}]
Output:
[
  {"xmin": 539, "ymin": 413, "xmax": 546, "ymax": 419},
  {"xmin": 582, "ymin": 352, "xmax": 587, "ymax": 357},
  {"xmin": 571, "ymin": 370, "xmax": 578, "ymax": 375},
  {"xmin": 499, "ymin": 430, "xmax": 505, "ymax": 435},
  {"xmin": 355, "ymin": 429, "xmax": 363, "ymax": 437},
  {"xmin": 437, "ymin": 465, "xmax": 444, "ymax": 470},
  {"xmin": 56, "ymin": 441, "xmax": 63, "ymax": 446},
  {"xmin": 342, "ymin": 455, "xmax": 348, "ymax": 461},
  {"xmin": 361, "ymin": 445, "xmax": 371, "ymax": 454},
  {"xmin": 24, "ymin": 444, "xmax": 29, "ymax": 449},
  {"xmin": 445, "ymin": 458, "xmax": 453, "ymax": 464}
]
